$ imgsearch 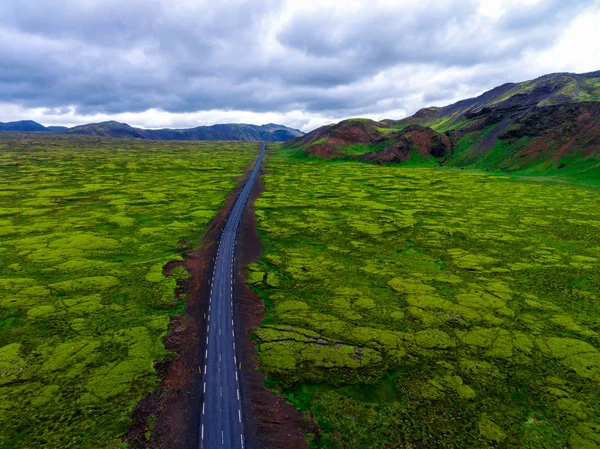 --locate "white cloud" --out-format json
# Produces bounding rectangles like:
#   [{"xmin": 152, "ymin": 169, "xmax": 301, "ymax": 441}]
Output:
[{"xmin": 531, "ymin": 8, "xmax": 600, "ymax": 74}]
